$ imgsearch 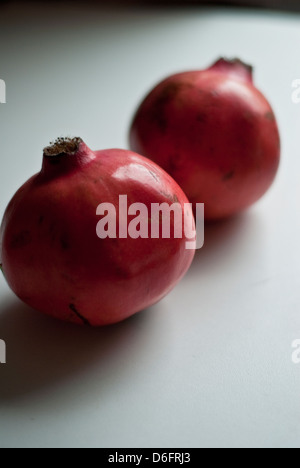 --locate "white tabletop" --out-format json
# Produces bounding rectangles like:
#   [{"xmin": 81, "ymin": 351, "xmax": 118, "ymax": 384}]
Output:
[{"xmin": 0, "ymin": 2, "xmax": 300, "ymax": 449}]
